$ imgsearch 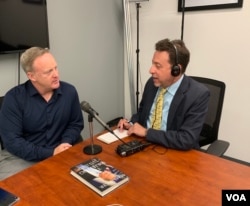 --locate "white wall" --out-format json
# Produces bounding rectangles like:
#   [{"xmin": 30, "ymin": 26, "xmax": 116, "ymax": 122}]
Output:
[{"xmin": 125, "ymin": 0, "xmax": 250, "ymax": 162}]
